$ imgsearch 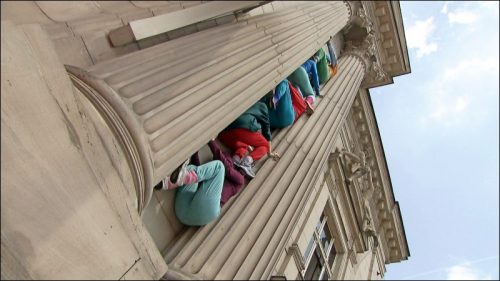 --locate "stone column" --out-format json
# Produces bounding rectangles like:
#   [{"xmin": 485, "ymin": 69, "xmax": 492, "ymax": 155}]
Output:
[
  {"xmin": 163, "ymin": 53, "xmax": 368, "ymax": 280},
  {"xmin": 66, "ymin": 1, "xmax": 352, "ymax": 213},
  {"xmin": 1, "ymin": 21, "xmax": 166, "ymax": 280}
]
